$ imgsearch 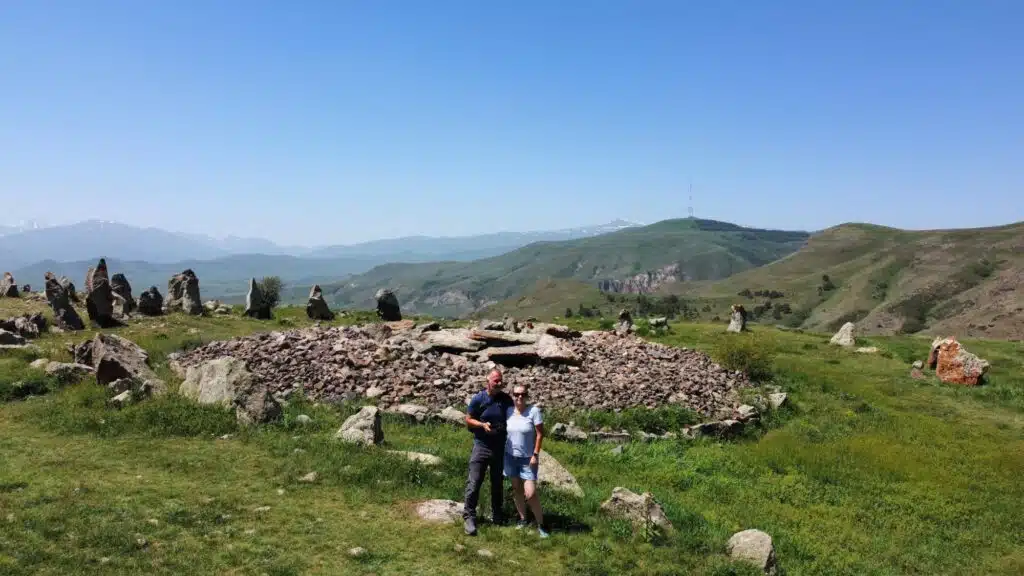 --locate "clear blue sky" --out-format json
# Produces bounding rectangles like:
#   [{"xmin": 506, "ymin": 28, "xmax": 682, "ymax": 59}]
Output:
[{"xmin": 1, "ymin": 1, "xmax": 1021, "ymax": 246}]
